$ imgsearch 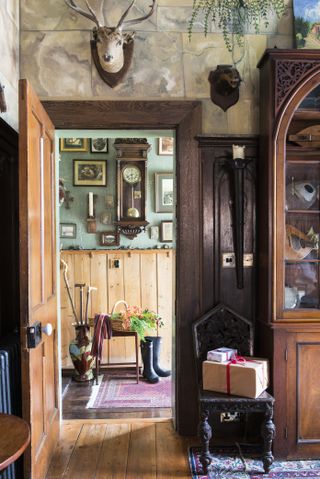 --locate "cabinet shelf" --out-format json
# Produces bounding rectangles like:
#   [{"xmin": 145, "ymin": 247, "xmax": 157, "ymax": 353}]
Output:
[
  {"xmin": 285, "ymin": 259, "xmax": 320, "ymax": 263},
  {"xmin": 287, "ymin": 209, "xmax": 320, "ymax": 214},
  {"xmin": 293, "ymin": 110, "xmax": 320, "ymax": 120}
]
